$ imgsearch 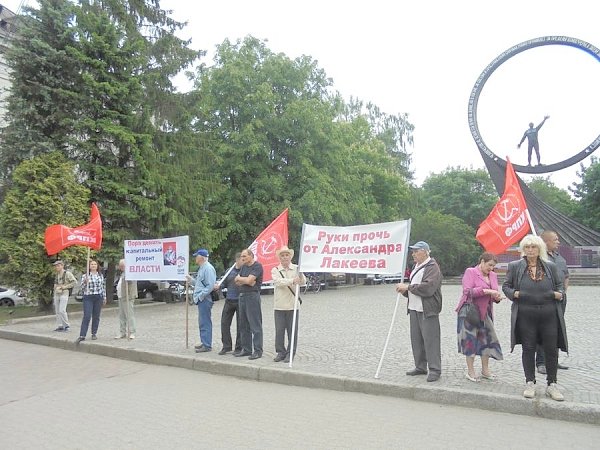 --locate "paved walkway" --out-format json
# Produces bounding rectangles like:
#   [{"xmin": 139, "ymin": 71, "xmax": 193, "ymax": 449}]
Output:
[
  {"xmin": 2, "ymin": 284, "xmax": 599, "ymax": 424},
  {"xmin": 4, "ymin": 339, "xmax": 600, "ymax": 449}
]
